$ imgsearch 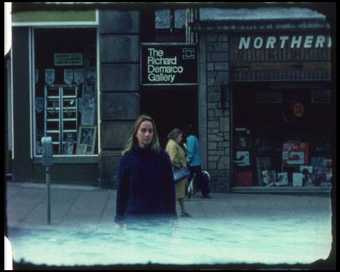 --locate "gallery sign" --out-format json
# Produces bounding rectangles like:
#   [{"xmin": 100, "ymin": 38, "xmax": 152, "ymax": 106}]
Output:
[{"xmin": 141, "ymin": 43, "xmax": 197, "ymax": 85}]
